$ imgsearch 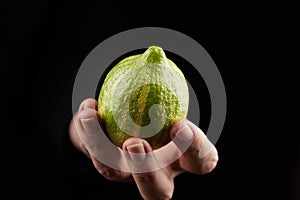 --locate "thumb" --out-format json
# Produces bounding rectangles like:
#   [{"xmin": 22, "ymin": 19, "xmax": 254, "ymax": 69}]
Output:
[{"xmin": 170, "ymin": 120, "xmax": 218, "ymax": 174}]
